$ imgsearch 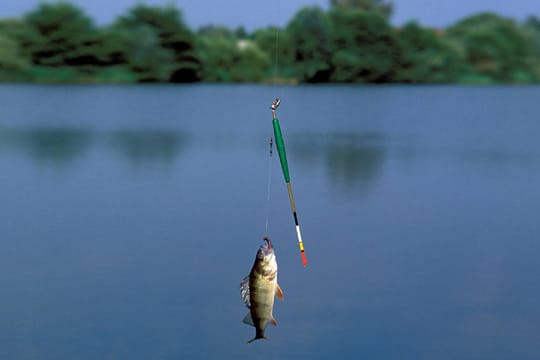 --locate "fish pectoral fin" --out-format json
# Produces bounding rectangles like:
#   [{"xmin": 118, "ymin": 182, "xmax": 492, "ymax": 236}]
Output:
[
  {"xmin": 275, "ymin": 283, "xmax": 284, "ymax": 300},
  {"xmin": 242, "ymin": 312, "xmax": 255, "ymax": 327},
  {"xmin": 270, "ymin": 317, "xmax": 277, "ymax": 326}
]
